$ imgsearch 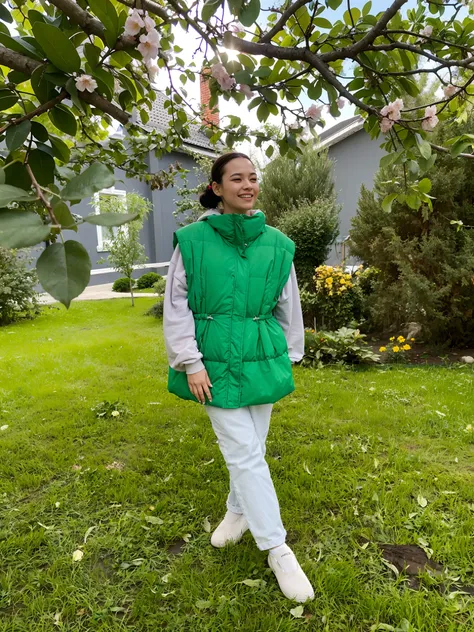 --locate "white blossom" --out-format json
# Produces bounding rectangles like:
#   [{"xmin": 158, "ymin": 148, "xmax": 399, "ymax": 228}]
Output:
[
  {"xmin": 146, "ymin": 59, "xmax": 159, "ymax": 82},
  {"xmin": 421, "ymin": 104, "xmax": 439, "ymax": 131},
  {"xmin": 238, "ymin": 84, "xmax": 254, "ymax": 98},
  {"xmin": 124, "ymin": 9, "xmax": 144, "ymax": 36},
  {"xmin": 443, "ymin": 84, "xmax": 459, "ymax": 98},
  {"xmin": 421, "ymin": 25, "xmax": 433, "ymax": 37},
  {"xmin": 75, "ymin": 74, "xmax": 98, "ymax": 93},
  {"xmin": 305, "ymin": 104, "xmax": 323, "ymax": 121},
  {"xmin": 210, "ymin": 63, "xmax": 236, "ymax": 91},
  {"xmin": 138, "ymin": 32, "xmax": 160, "ymax": 61}
]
